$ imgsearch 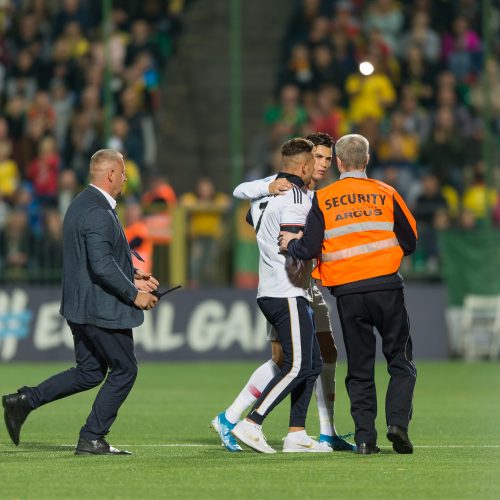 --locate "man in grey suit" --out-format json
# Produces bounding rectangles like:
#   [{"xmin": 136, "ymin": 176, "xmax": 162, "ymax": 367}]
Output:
[{"xmin": 2, "ymin": 149, "xmax": 159, "ymax": 455}]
